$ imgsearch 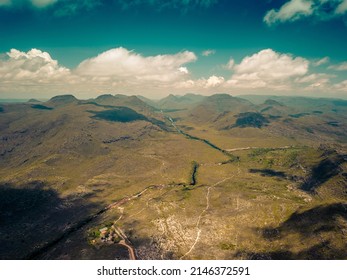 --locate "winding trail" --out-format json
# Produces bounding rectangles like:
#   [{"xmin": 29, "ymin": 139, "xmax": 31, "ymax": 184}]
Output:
[
  {"xmin": 225, "ymin": 146, "xmax": 295, "ymax": 152},
  {"xmin": 119, "ymin": 240, "xmax": 136, "ymax": 260},
  {"xmin": 113, "ymin": 226, "xmax": 137, "ymax": 260},
  {"xmin": 180, "ymin": 177, "xmax": 232, "ymax": 259}
]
